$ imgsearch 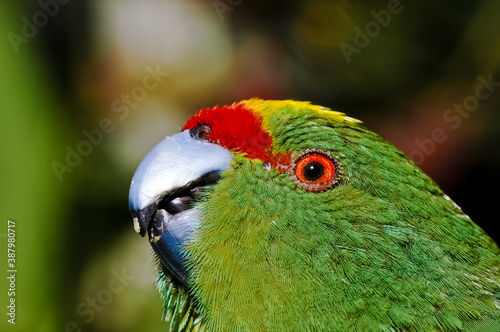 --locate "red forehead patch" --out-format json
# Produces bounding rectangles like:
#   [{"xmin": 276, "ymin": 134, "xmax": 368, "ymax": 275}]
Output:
[{"xmin": 183, "ymin": 103, "xmax": 275, "ymax": 162}]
